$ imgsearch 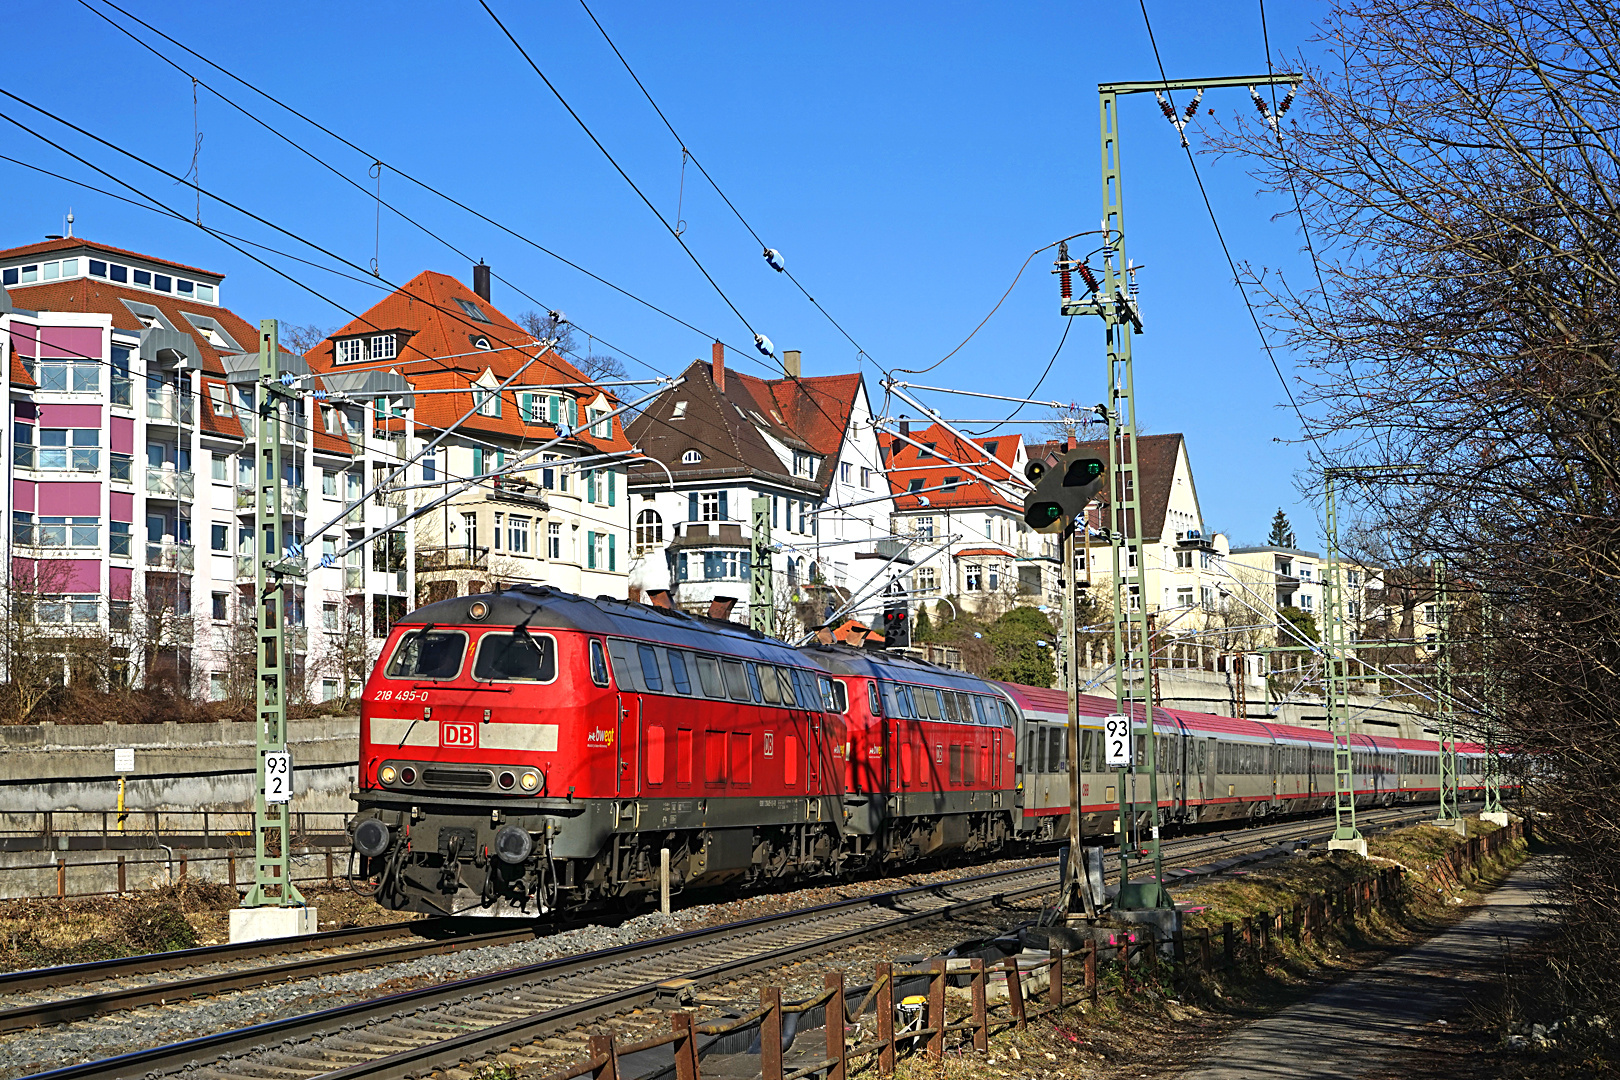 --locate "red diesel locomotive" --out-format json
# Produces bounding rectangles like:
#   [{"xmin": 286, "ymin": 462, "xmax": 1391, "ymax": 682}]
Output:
[{"xmin": 347, "ymin": 584, "xmax": 1492, "ymax": 916}]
